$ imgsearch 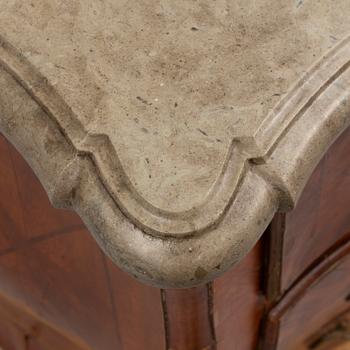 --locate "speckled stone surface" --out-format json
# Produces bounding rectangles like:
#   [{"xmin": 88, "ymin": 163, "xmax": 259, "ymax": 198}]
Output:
[{"xmin": 0, "ymin": 0, "xmax": 350, "ymax": 287}]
